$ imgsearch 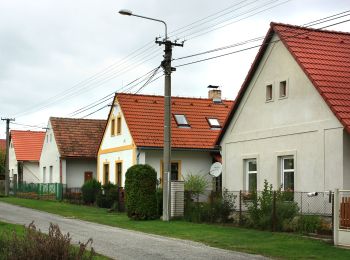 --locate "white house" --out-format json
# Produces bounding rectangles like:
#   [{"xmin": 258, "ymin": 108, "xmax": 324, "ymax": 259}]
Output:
[
  {"xmin": 40, "ymin": 117, "xmax": 106, "ymax": 187},
  {"xmin": 218, "ymin": 22, "xmax": 350, "ymax": 193},
  {"xmin": 97, "ymin": 92, "xmax": 234, "ymax": 189},
  {"xmin": 9, "ymin": 130, "xmax": 45, "ymax": 184}
]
